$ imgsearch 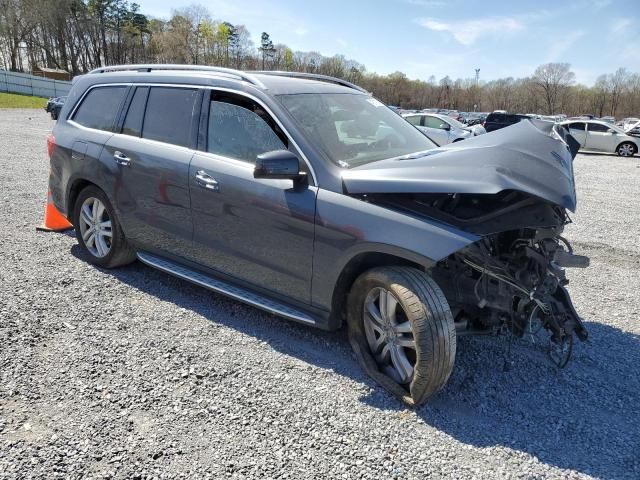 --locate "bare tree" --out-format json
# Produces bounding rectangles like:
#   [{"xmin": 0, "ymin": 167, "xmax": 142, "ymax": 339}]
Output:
[{"xmin": 532, "ymin": 62, "xmax": 575, "ymax": 114}]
